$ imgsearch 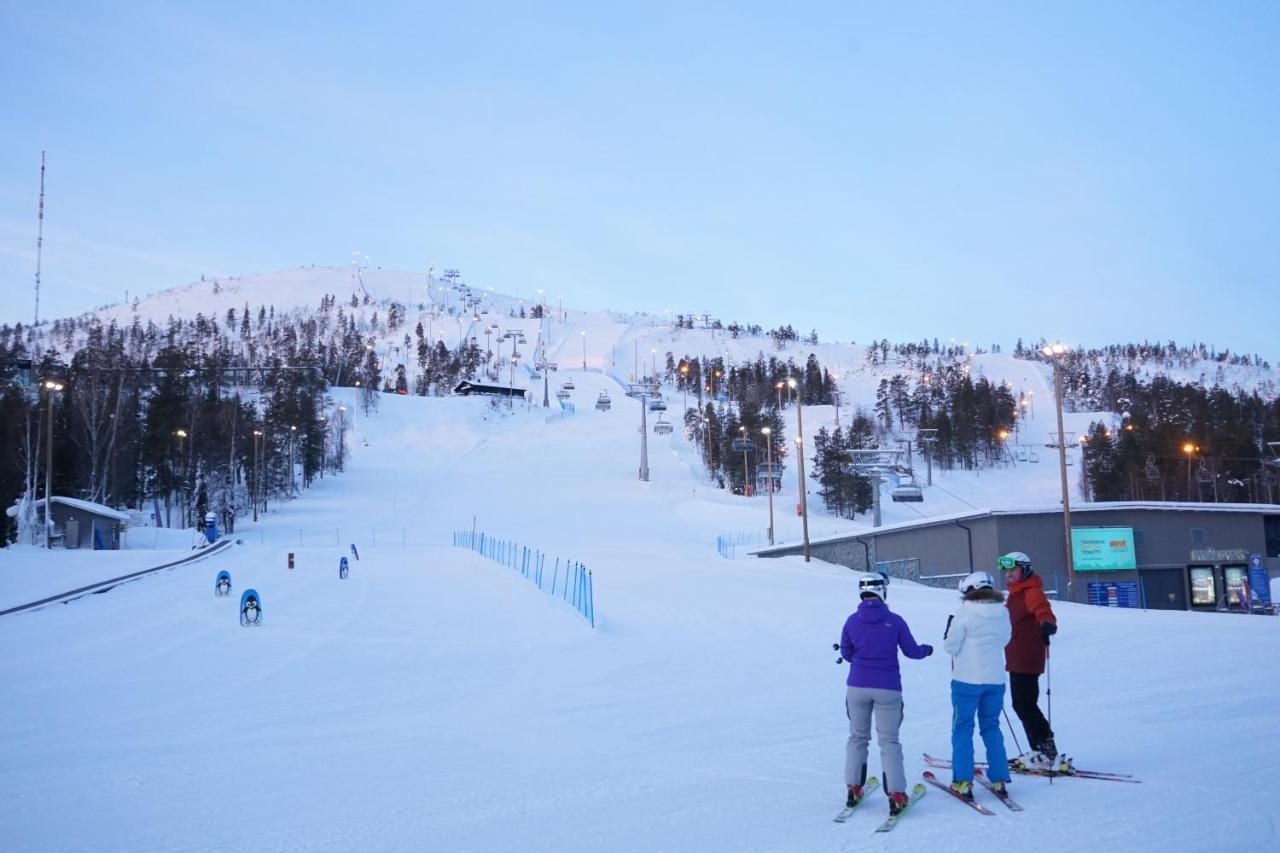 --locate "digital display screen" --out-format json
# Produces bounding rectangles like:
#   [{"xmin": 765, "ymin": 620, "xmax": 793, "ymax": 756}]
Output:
[{"xmin": 1071, "ymin": 527, "xmax": 1137, "ymax": 571}]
